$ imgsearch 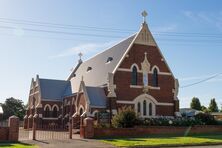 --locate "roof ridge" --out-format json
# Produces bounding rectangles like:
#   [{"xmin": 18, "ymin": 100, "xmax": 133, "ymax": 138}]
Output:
[{"xmin": 39, "ymin": 78, "xmax": 68, "ymax": 82}]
